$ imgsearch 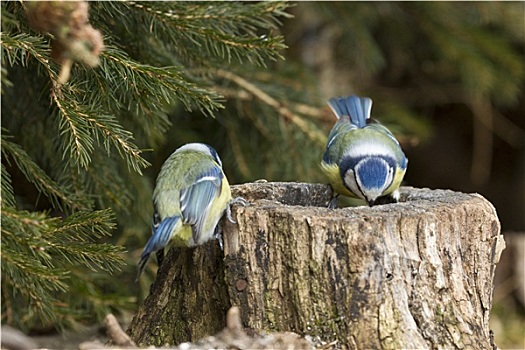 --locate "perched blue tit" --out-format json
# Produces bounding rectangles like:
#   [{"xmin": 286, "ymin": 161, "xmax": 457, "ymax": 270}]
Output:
[
  {"xmin": 137, "ymin": 143, "xmax": 240, "ymax": 279},
  {"xmin": 320, "ymin": 95, "xmax": 408, "ymax": 207}
]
